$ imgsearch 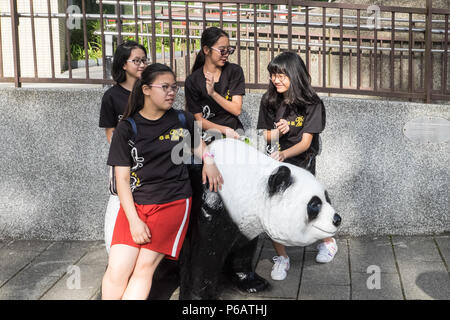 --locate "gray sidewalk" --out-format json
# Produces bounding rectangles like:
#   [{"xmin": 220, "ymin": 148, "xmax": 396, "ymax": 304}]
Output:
[{"xmin": 0, "ymin": 235, "xmax": 449, "ymax": 300}]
